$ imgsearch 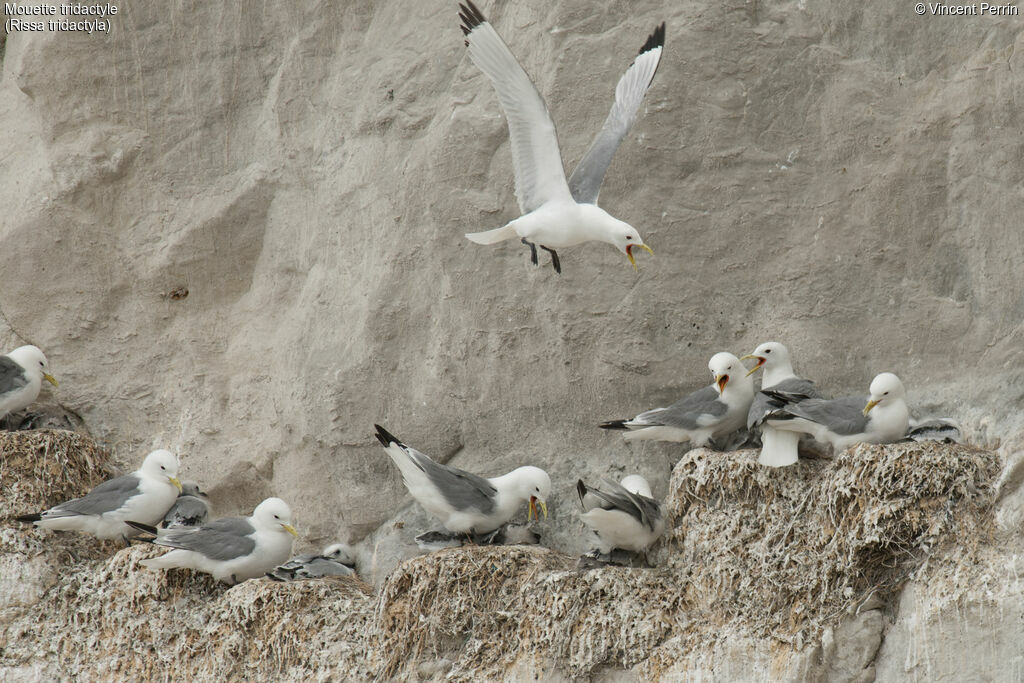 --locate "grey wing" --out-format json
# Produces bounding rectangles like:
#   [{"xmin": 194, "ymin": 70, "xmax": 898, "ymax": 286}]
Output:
[
  {"xmin": 568, "ymin": 23, "xmax": 665, "ymax": 204},
  {"xmin": 0, "ymin": 356, "xmax": 28, "ymax": 395},
  {"xmin": 48, "ymin": 474, "xmax": 142, "ymax": 517},
  {"xmin": 297, "ymin": 558, "xmax": 356, "ymax": 579},
  {"xmin": 749, "ymin": 378, "xmax": 822, "ymax": 428},
  {"xmin": 590, "ymin": 479, "xmax": 663, "ymax": 533},
  {"xmin": 781, "ymin": 395, "xmax": 870, "ymax": 436},
  {"xmin": 157, "ymin": 517, "xmax": 257, "ymax": 562},
  {"xmin": 163, "ymin": 495, "xmax": 210, "ymax": 528},
  {"xmin": 635, "ymin": 385, "xmax": 725, "ymax": 430},
  {"xmin": 412, "ymin": 450, "xmax": 498, "ymax": 515}
]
